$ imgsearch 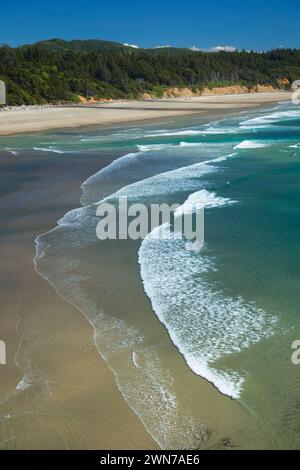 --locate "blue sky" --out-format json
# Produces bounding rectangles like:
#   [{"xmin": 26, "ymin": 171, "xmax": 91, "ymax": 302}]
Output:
[{"xmin": 1, "ymin": 0, "xmax": 300, "ymax": 50}]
